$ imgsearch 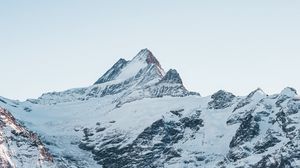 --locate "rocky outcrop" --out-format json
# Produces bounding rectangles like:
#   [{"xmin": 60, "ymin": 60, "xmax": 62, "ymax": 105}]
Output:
[
  {"xmin": 0, "ymin": 107, "xmax": 53, "ymax": 167},
  {"xmin": 159, "ymin": 69, "xmax": 183, "ymax": 84},
  {"xmin": 208, "ymin": 90, "xmax": 236, "ymax": 109}
]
